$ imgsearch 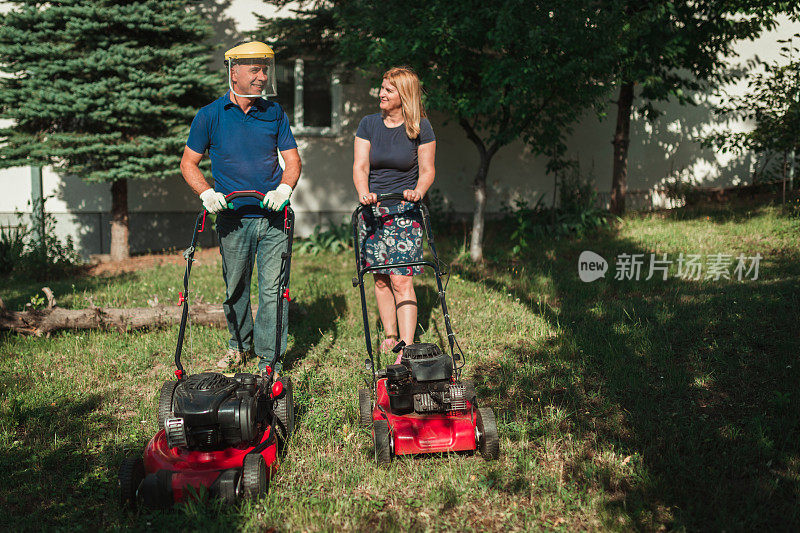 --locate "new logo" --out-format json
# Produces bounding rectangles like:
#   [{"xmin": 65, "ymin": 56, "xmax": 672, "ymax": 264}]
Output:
[{"xmin": 578, "ymin": 251, "xmax": 608, "ymax": 282}]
